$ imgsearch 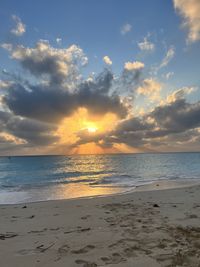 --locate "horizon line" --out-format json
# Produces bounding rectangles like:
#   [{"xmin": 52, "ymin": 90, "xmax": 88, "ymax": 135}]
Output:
[{"xmin": 1, "ymin": 151, "xmax": 200, "ymax": 157}]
